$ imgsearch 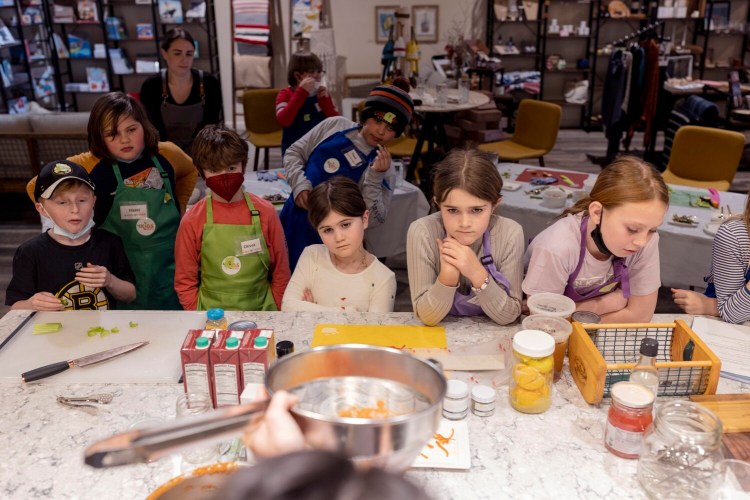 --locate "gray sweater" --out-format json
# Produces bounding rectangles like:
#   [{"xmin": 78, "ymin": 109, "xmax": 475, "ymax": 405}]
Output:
[{"xmin": 407, "ymin": 212, "xmax": 524, "ymax": 326}]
